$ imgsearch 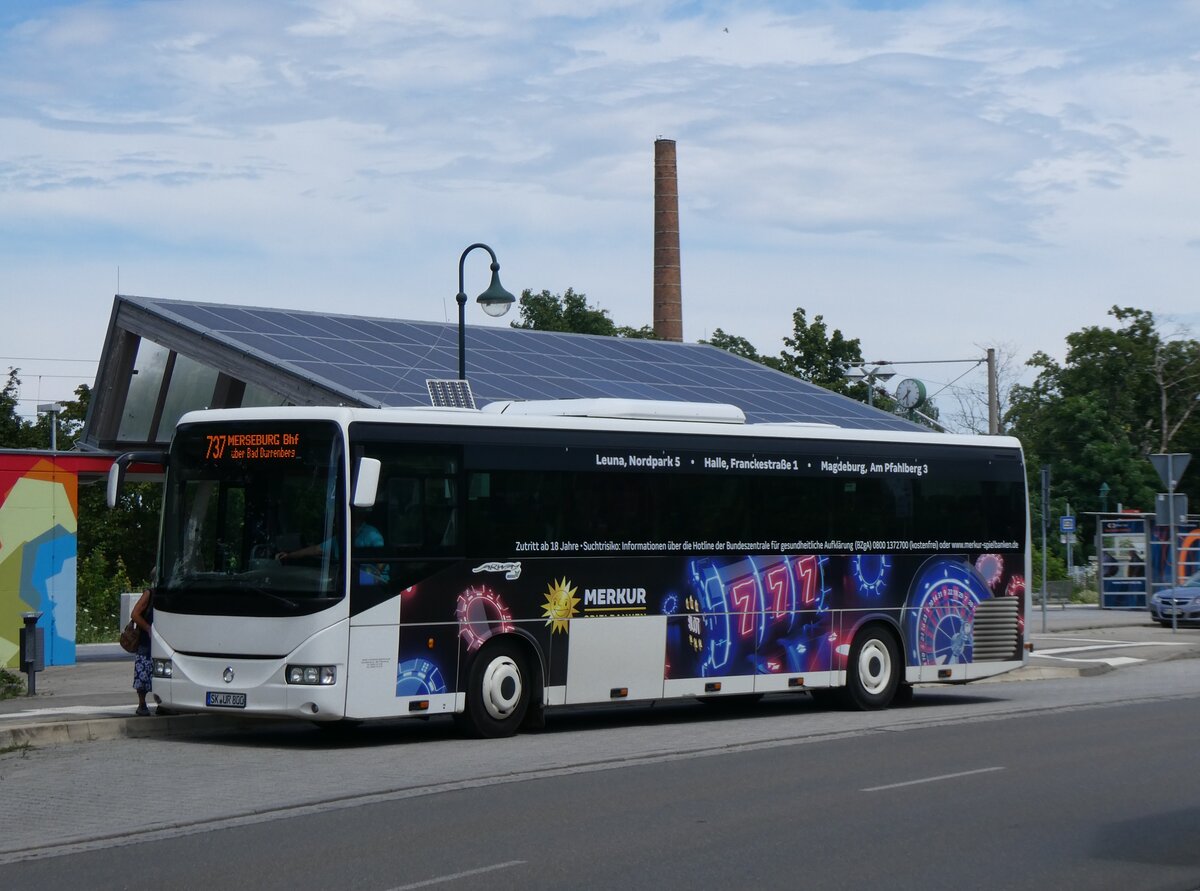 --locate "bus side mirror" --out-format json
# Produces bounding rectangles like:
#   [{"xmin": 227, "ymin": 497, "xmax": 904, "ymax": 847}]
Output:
[
  {"xmin": 352, "ymin": 457, "xmax": 381, "ymax": 508},
  {"xmin": 107, "ymin": 451, "xmax": 167, "ymax": 508},
  {"xmin": 107, "ymin": 462, "xmax": 125, "ymax": 509}
]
